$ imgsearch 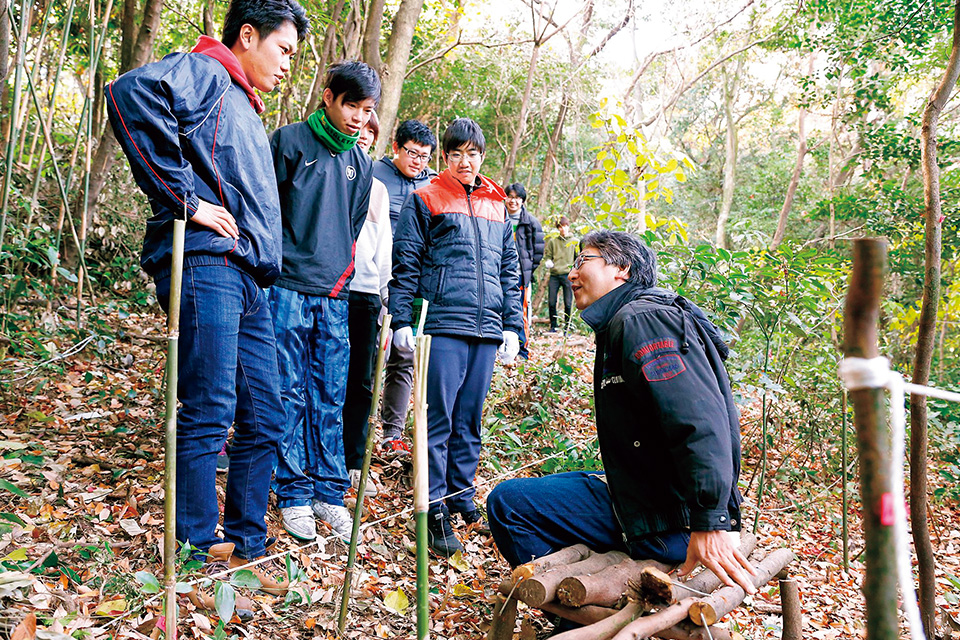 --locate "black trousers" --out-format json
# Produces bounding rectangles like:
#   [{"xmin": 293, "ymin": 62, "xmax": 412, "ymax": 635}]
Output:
[
  {"xmin": 342, "ymin": 291, "xmax": 382, "ymax": 470},
  {"xmin": 548, "ymin": 273, "xmax": 573, "ymax": 330}
]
